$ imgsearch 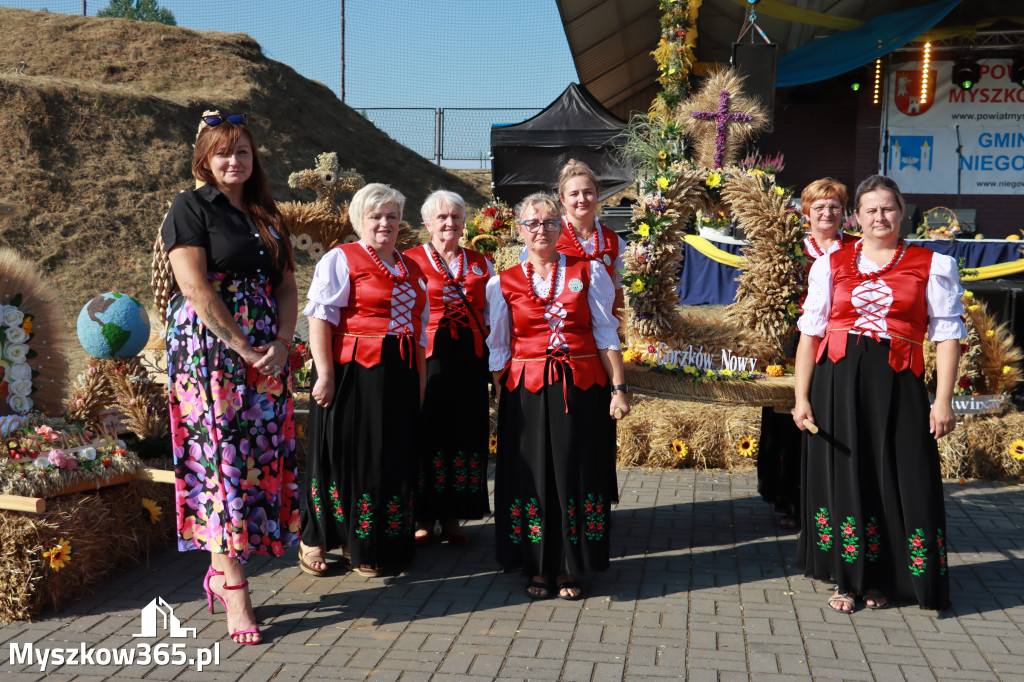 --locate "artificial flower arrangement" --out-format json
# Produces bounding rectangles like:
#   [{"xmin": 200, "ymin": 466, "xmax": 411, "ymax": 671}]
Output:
[
  {"xmin": 0, "ymin": 416, "xmax": 137, "ymax": 497},
  {"xmin": 0, "ymin": 296, "xmax": 39, "ymax": 414},
  {"xmin": 622, "ymin": 346, "xmax": 767, "ymax": 387},
  {"xmin": 289, "ymin": 339, "xmax": 313, "ymax": 388},
  {"xmin": 464, "ymin": 200, "xmax": 516, "ymax": 257}
]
